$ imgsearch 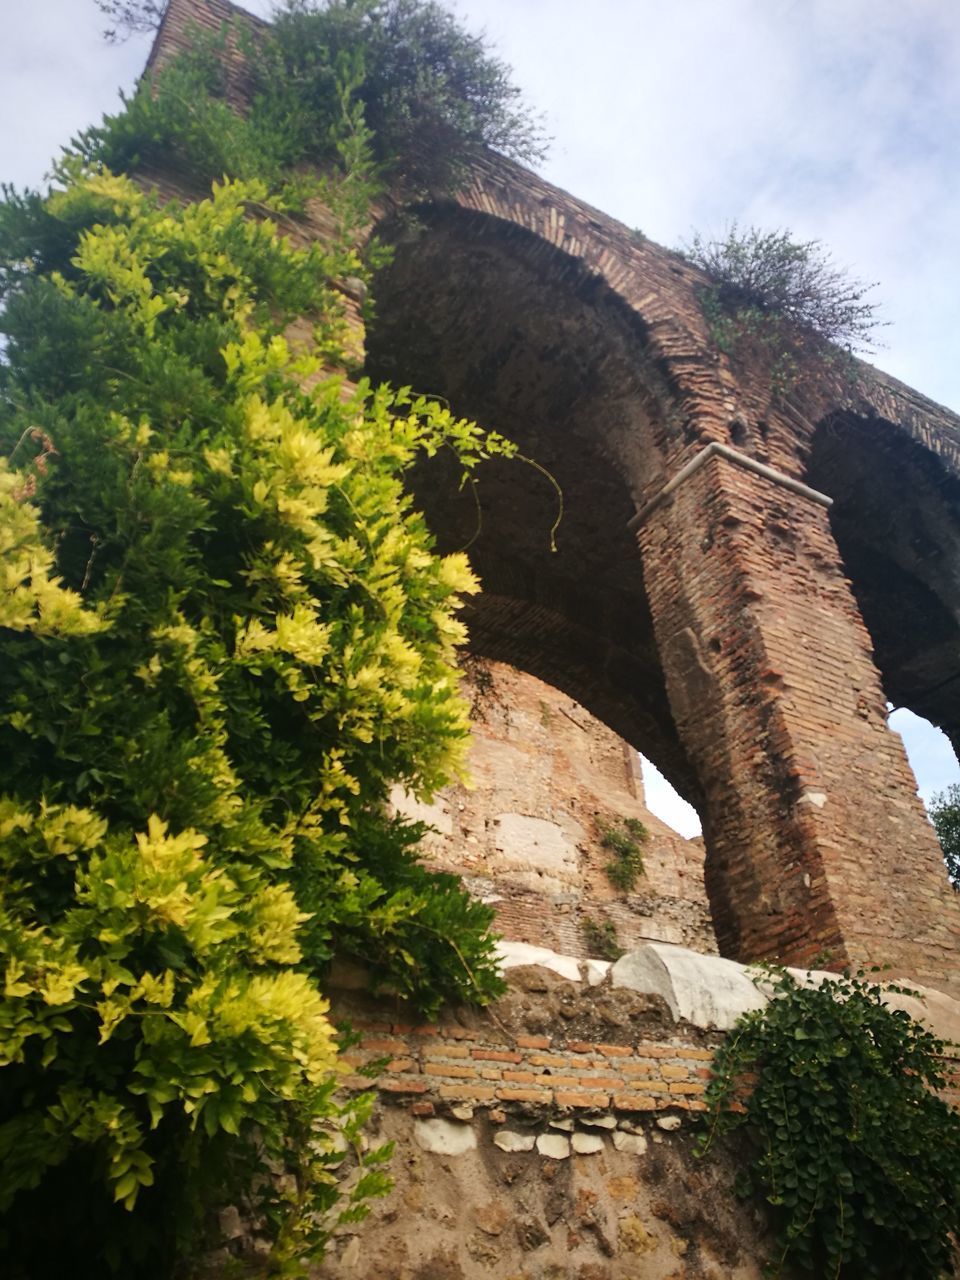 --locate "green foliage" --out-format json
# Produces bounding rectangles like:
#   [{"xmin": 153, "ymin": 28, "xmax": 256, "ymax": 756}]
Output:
[
  {"xmin": 698, "ymin": 968, "xmax": 960, "ymax": 1279},
  {"xmin": 598, "ymin": 816, "xmax": 646, "ymax": 894},
  {"xmin": 580, "ymin": 916, "xmax": 623, "ymax": 962},
  {"xmin": 685, "ymin": 225, "xmax": 881, "ymax": 352},
  {"xmin": 928, "ymin": 783, "xmax": 960, "ymax": 890},
  {"xmin": 0, "ymin": 3, "xmax": 543, "ymax": 1268},
  {"xmin": 0, "ymin": 162, "xmax": 509, "ymax": 1274},
  {"xmin": 683, "ymin": 225, "xmax": 882, "ymax": 397},
  {"xmin": 80, "ymin": 0, "xmax": 546, "ymax": 197}
]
